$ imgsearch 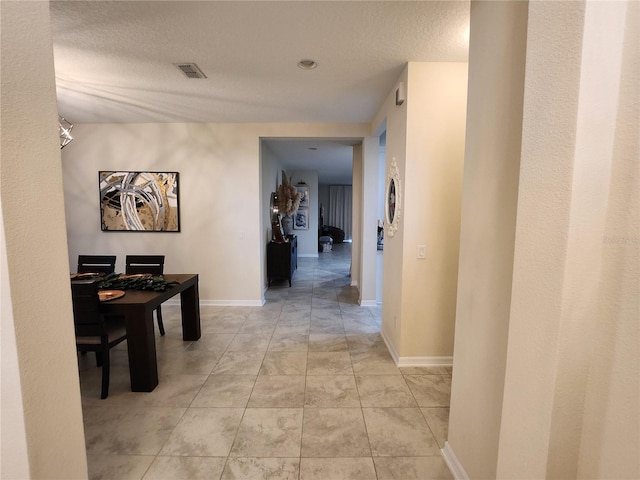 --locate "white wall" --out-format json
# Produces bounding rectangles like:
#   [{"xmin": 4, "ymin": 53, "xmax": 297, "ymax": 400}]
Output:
[
  {"xmin": 260, "ymin": 141, "xmax": 283, "ymax": 295},
  {"xmin": 1, "ymin": 201, "xmax": 31, "ymax": 480},
  {"xmin": 358, "ymin": 137, "xmax": 381, "ymax": 306},
  {"xmin": 0, "ymin": 1, "xmax": 88, "ymax": 477},
  {"xmin": 61, "ymin": 123, "xmax": 369, "ymax": 305}
]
